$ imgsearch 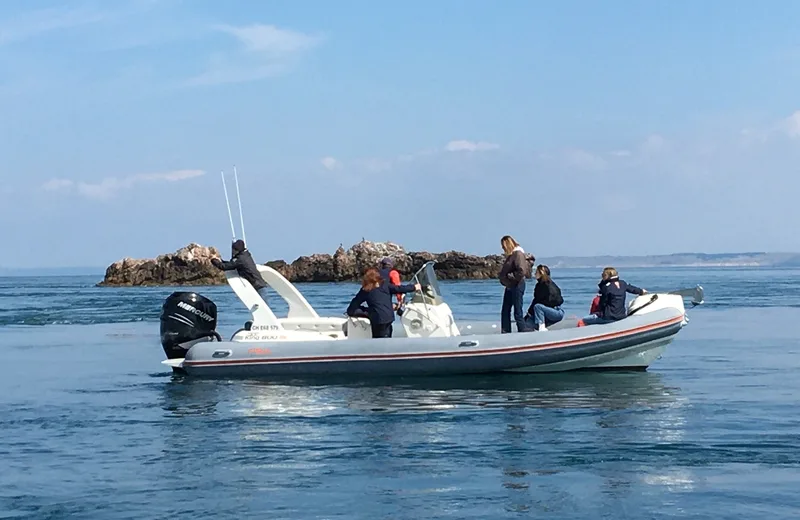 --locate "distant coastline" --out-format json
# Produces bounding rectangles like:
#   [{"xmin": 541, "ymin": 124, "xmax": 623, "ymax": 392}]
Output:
[
  {"xmin": 0, "ymin": 267, "xmax": 106, "ymax": 277},
  {"xmin": 535, "ymin": 252, "xmax": 800, "ymax": 269},
  {"xmin": 3, "ymin": 251, "xmax": 800, "ymax": 278}
]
